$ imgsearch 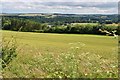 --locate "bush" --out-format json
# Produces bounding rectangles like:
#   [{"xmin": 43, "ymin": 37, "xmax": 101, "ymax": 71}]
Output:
[{"xmin": 2, "ymin": 37, "xmax": 17, "ymax": 68}]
